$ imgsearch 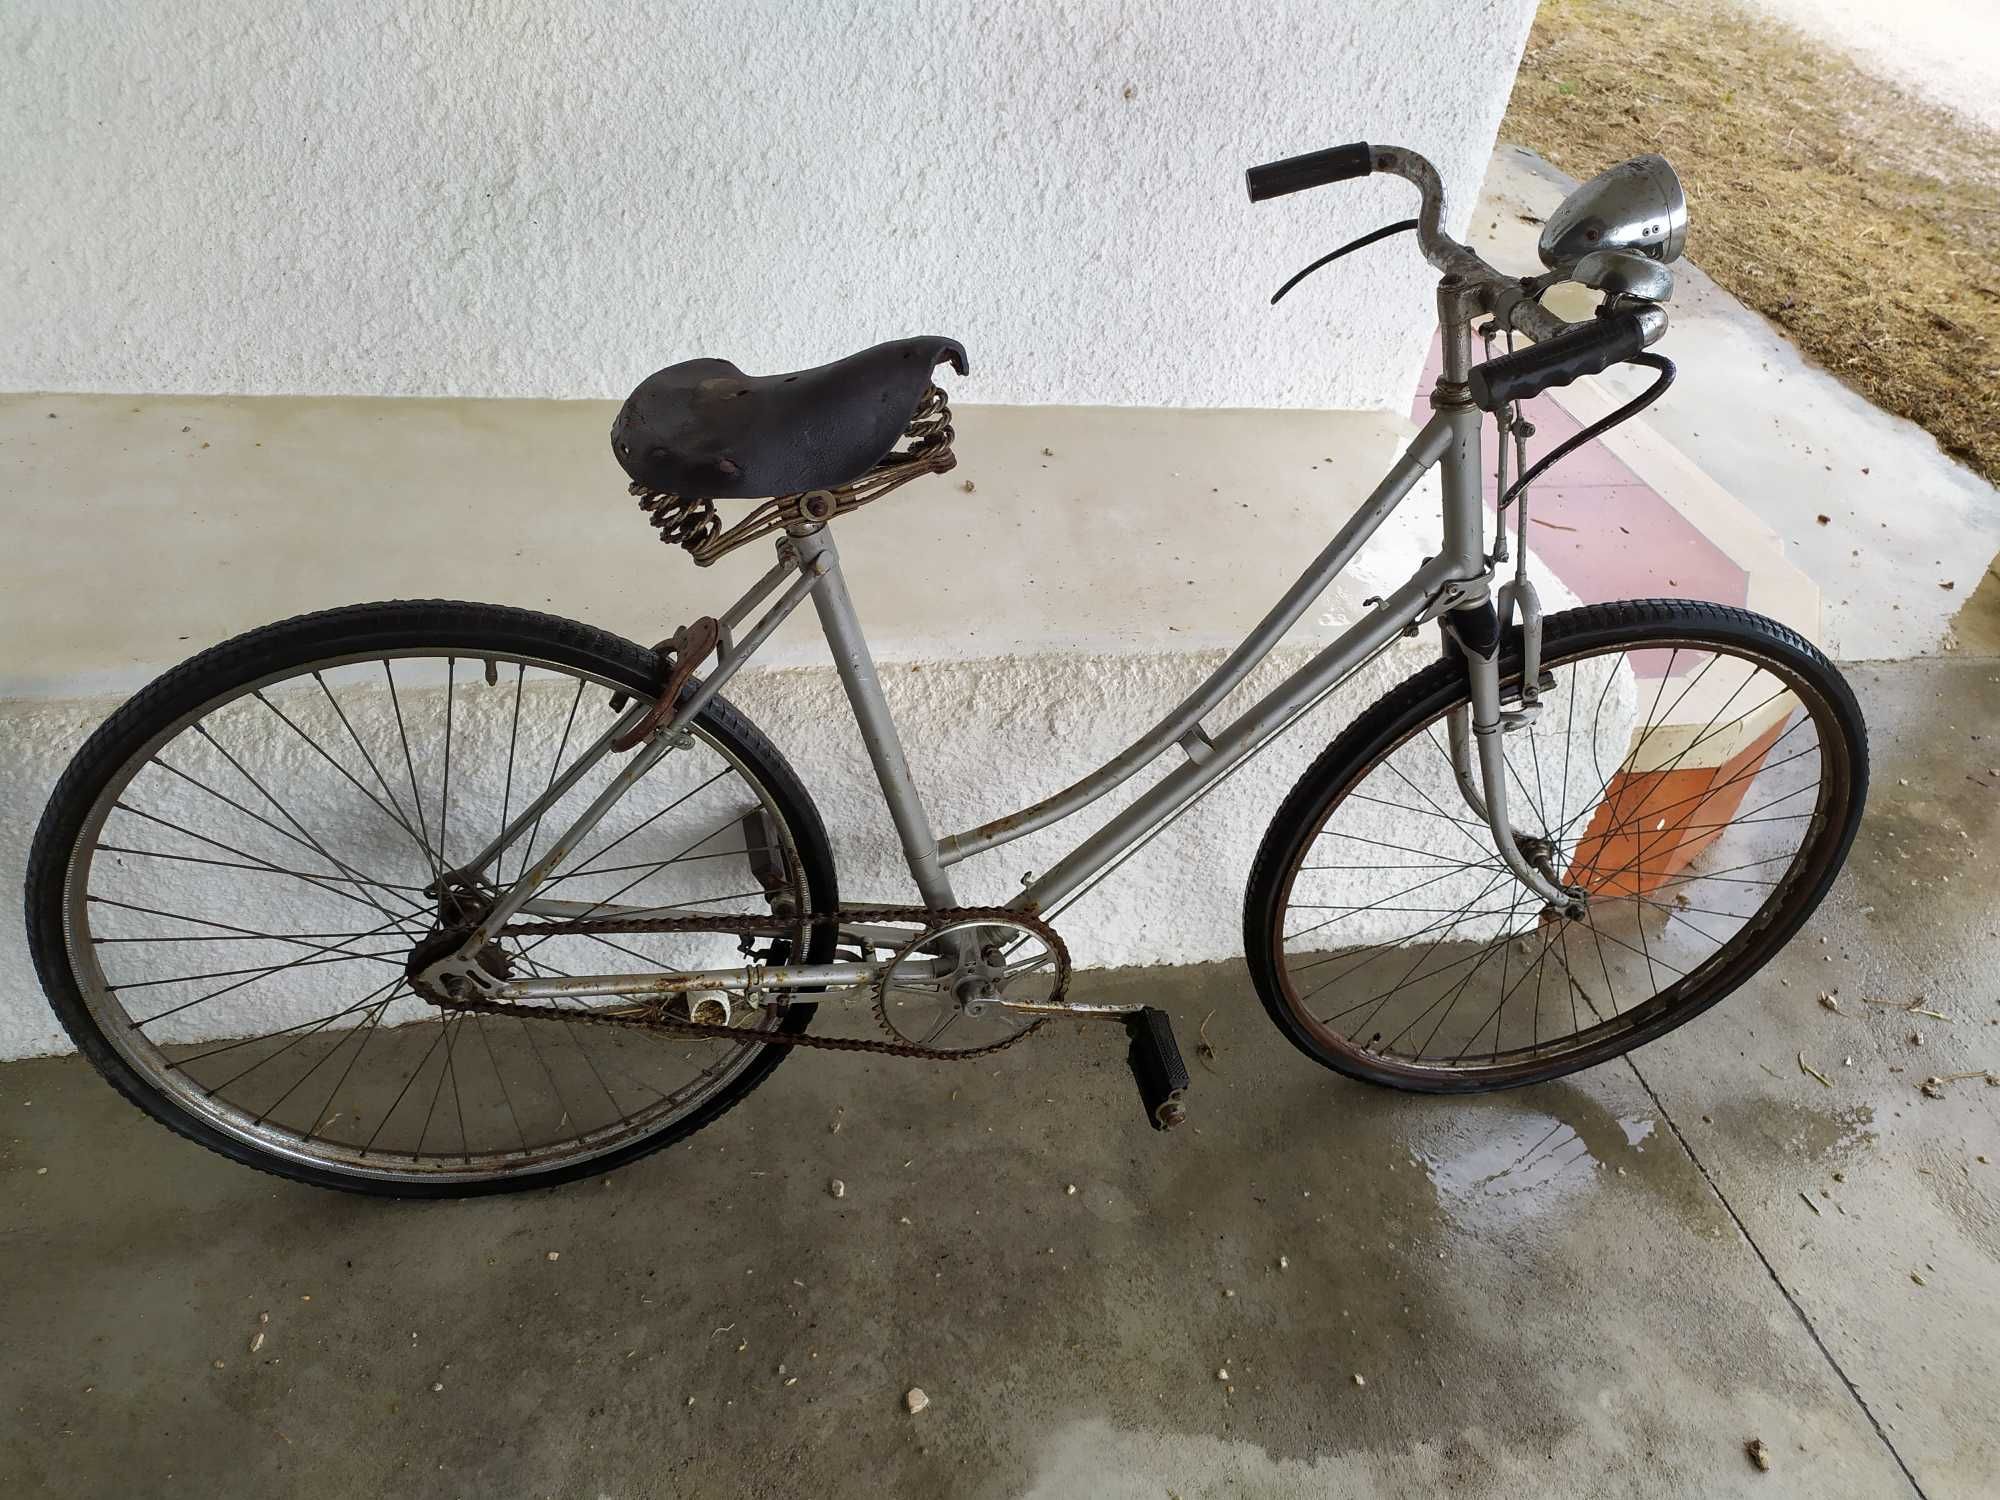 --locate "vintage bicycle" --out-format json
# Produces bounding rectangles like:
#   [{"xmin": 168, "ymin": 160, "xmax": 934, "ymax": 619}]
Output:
[{"xmin": 27, "ymin": 144, "xmax": 1868, "ymax": 1194}]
